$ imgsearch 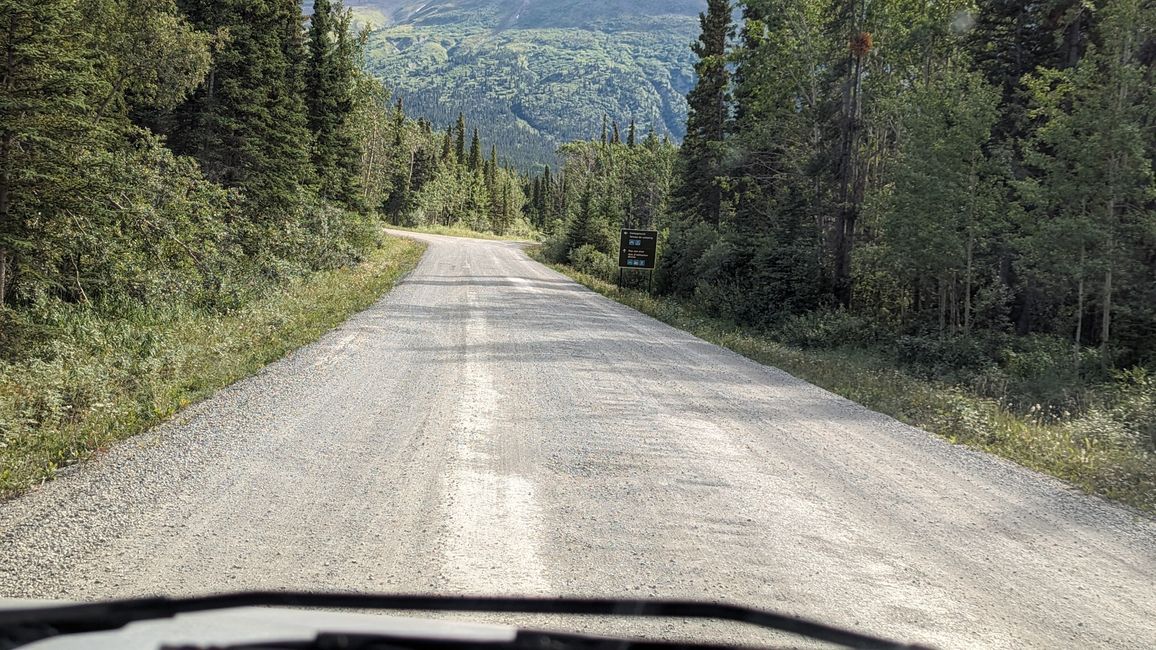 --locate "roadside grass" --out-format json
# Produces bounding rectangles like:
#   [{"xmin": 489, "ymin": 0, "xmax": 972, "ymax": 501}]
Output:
[
  {"xmin": 533, "ymin": 253, "xmax": 1156, "ymax": 514},
  {"xmin": 0, "ymin": 237, "xmax": 426, "ymax": 499},
  {"xmin": 386, "ymin": 223, "xmax": 540, "ymax": 242}
]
